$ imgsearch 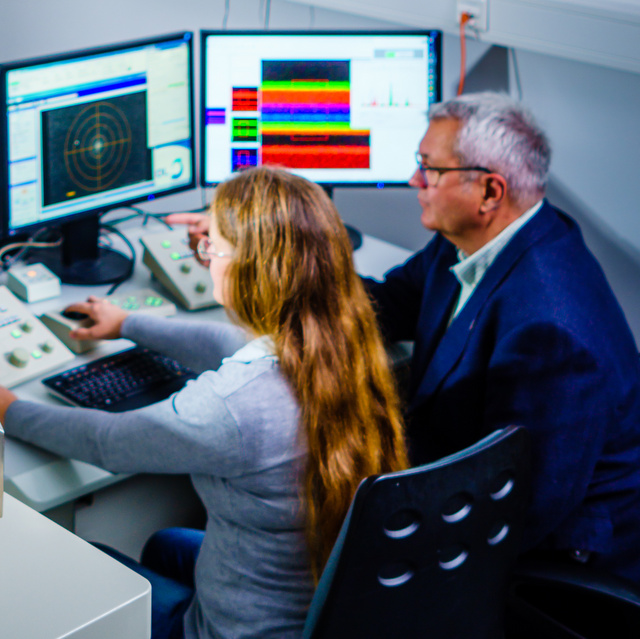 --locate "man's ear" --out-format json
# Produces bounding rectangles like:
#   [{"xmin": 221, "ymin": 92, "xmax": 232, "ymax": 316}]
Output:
[{"xmin": 479, "ymin": 174, "xmax": 507, "ymax": 213}]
